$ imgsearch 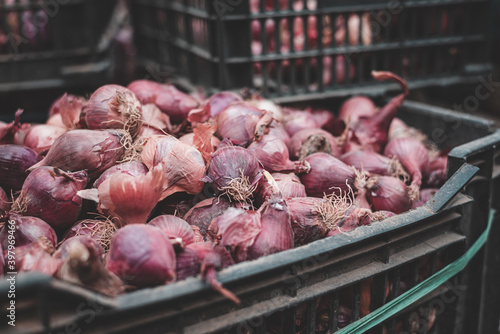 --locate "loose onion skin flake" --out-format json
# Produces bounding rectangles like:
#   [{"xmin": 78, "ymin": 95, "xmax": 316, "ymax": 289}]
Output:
[{"xmin": 106, "ymin": 224, "xmax": 176, "ymax": 288}]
